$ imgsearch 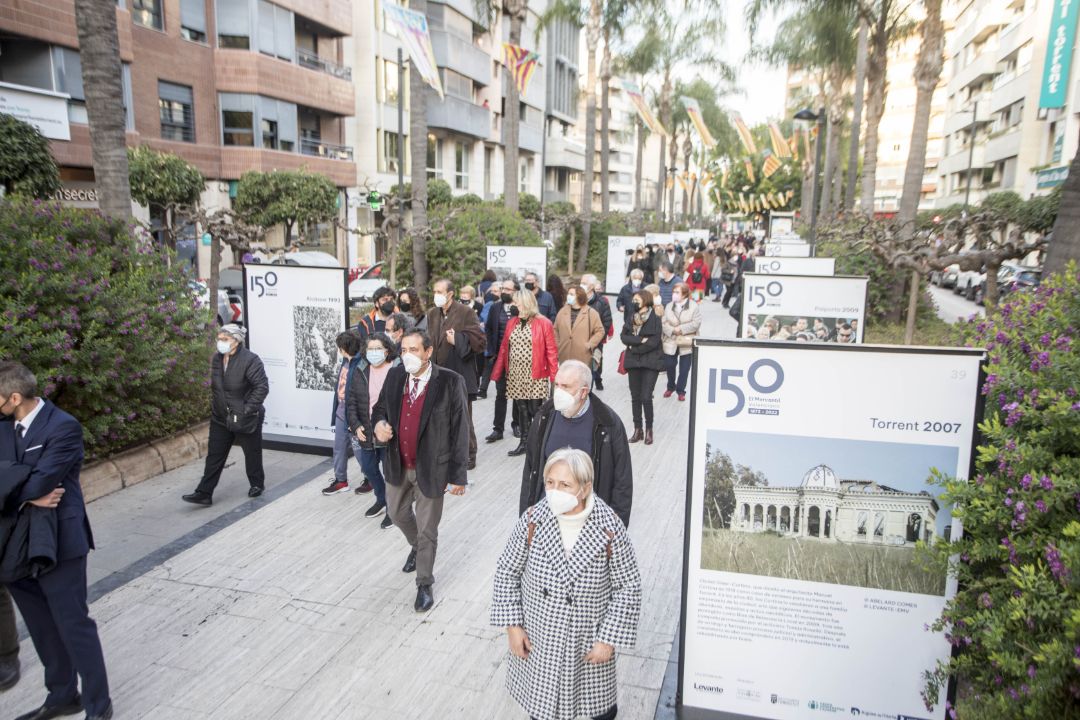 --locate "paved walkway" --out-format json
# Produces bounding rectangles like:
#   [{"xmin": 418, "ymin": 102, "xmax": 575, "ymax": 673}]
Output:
[{"xmin": 7, "ymin": 298, "xmax": 737, "ymax": 720}]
